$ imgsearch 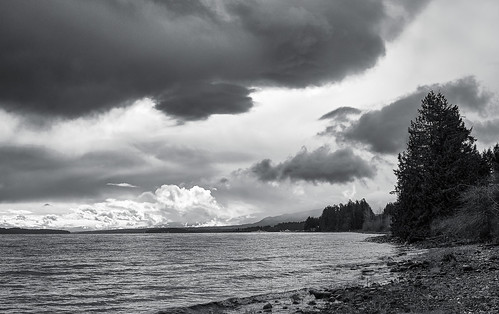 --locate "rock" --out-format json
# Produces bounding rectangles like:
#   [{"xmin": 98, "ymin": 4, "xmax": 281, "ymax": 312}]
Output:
[
  {"xmin": 309, "ymin": 289, "xmax": 332, "ymax": 299},
  {"xmin": 263, "ymin": 303, "xmax": 272, "ymax": 310},
  {"xmin": 442, "ymin": 253, "xmax": 457, "ymax": 263},
  {"xmin": 290, "ymin": 293, "xmax": 301, "ymax": 302},
  {"xmin": 308, "ymin": 300, "xmax": 317, "ymax": 305},
  {"xmin": 462, "ymin": 264, "xmax": 473, "ymax": 271},
  {"xmin": 391, "ymin": 265, "xmax": 409, "ymax": 272}
]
